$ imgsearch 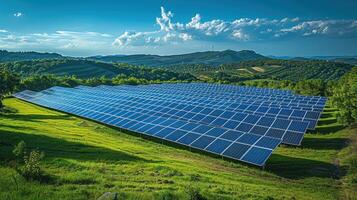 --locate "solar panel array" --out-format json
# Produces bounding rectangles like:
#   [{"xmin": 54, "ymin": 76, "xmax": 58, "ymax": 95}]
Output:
[{"xmin": 13, "ymin": 83, "xmax": 327, "ymax": 166}]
